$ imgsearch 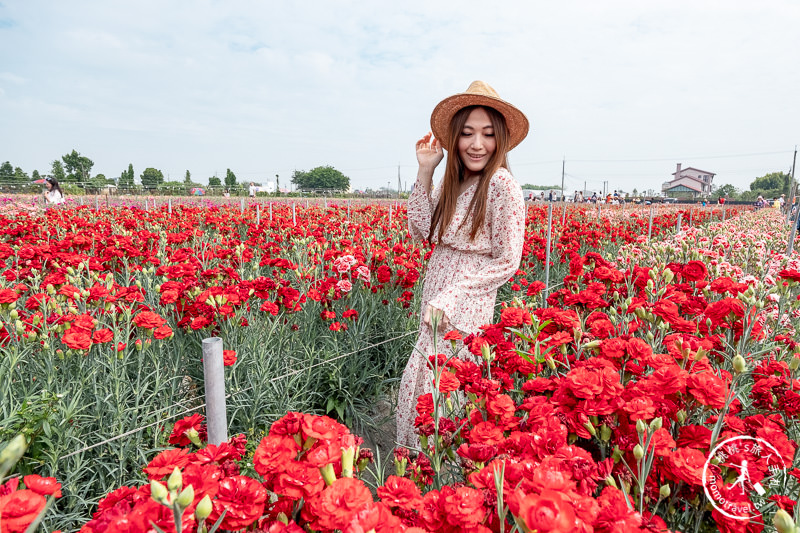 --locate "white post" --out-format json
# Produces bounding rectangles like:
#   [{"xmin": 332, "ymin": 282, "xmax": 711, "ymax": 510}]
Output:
[
  {"xmin": 292, "ymin": 203, "xmax": 296, "ymax": 226},
  {"xmin": 561, "ymin": 202, "xmax": 567, "ymax": 226},
  {"xmin": 676, "ymin": 212, "xmax": 682, "ymax": 233},
  {"xmin": 324, "ymin": 197, "xmax": 327, "ymax": 209},
  {"xmin": 269, "ymin": 202, "xmax": 273, "ymax": 221},
  {"xmin": 722, "ymin": 203, "xmax": 726, "ymax": 222},
  {"xmin": 544, "ymin": 203, "xmax": 553, "ymax": 301},
  {"xmin": 144, "ymin": 199, "xmax": 149, "ymax": 211},
  {"xmin": 95, "ymin": 196, "xmax": 99, "ymax": 212},
  {"xmin": 168, "ymin": 198, "xmax": 172, "ymax": 214},
  {"xmin": 306, "ymin": 199, "xmax": 309, "ymax": 209},
  {"xmin": 647, "ymin": 206, "xmax": 654, "ymax": 241},
  {"xmin": 202, "ymin": 337, "xmax": 228, "ymax": 445},
  {"xmin": 348, "ymin": 199, "xmax": 351, "ymax": 221},
  {"xmin": 256, "ymin": 203, "xmax": 260, "ymax": 224},
  {"xmin": 787, "ymin": 219, "xmax": 798, "ymax": 255},
  {"xmin": 240, "ymin": 198, "xmax": 245, "ymax": 214},
  {"xmin": 388, "ymin": 204, "xmax": 392, "ymax": 224}
]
